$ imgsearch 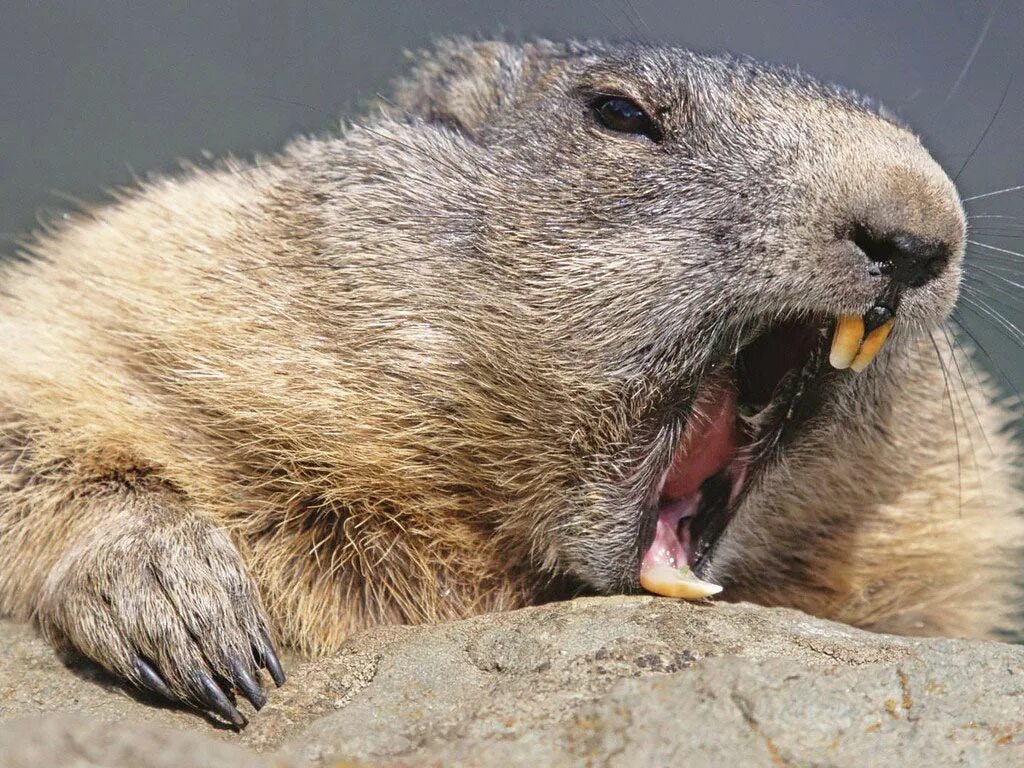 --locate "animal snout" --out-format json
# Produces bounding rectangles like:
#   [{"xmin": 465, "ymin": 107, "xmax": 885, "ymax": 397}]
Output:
[{"xmin": 850, "ymin": 225, "xmax": 952, "ymax": 289}]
